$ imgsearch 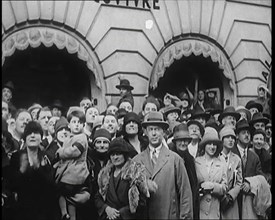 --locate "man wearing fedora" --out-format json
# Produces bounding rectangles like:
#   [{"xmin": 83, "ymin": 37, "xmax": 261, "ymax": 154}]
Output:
[
  {"xmin": 231, "ymin": 119, "xmax": 264, "ymax": 220},
  {"xmin": 133, "ymin": 111, "xmax": 193, "ymax": 219},
  {"xmin": 218, "ymin": 106, "xmax": 241, "ymax": 129},
  {"xmin": 190, "ymin": 108, "xmax": 211, "ymax": 128},
  {"xmin": 245, "ymin": 100, "xmax": 263, "ymax": 117},
  {"xmin": 116, "ymin": 78, "xmax": 134, "ymax": 108}
]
